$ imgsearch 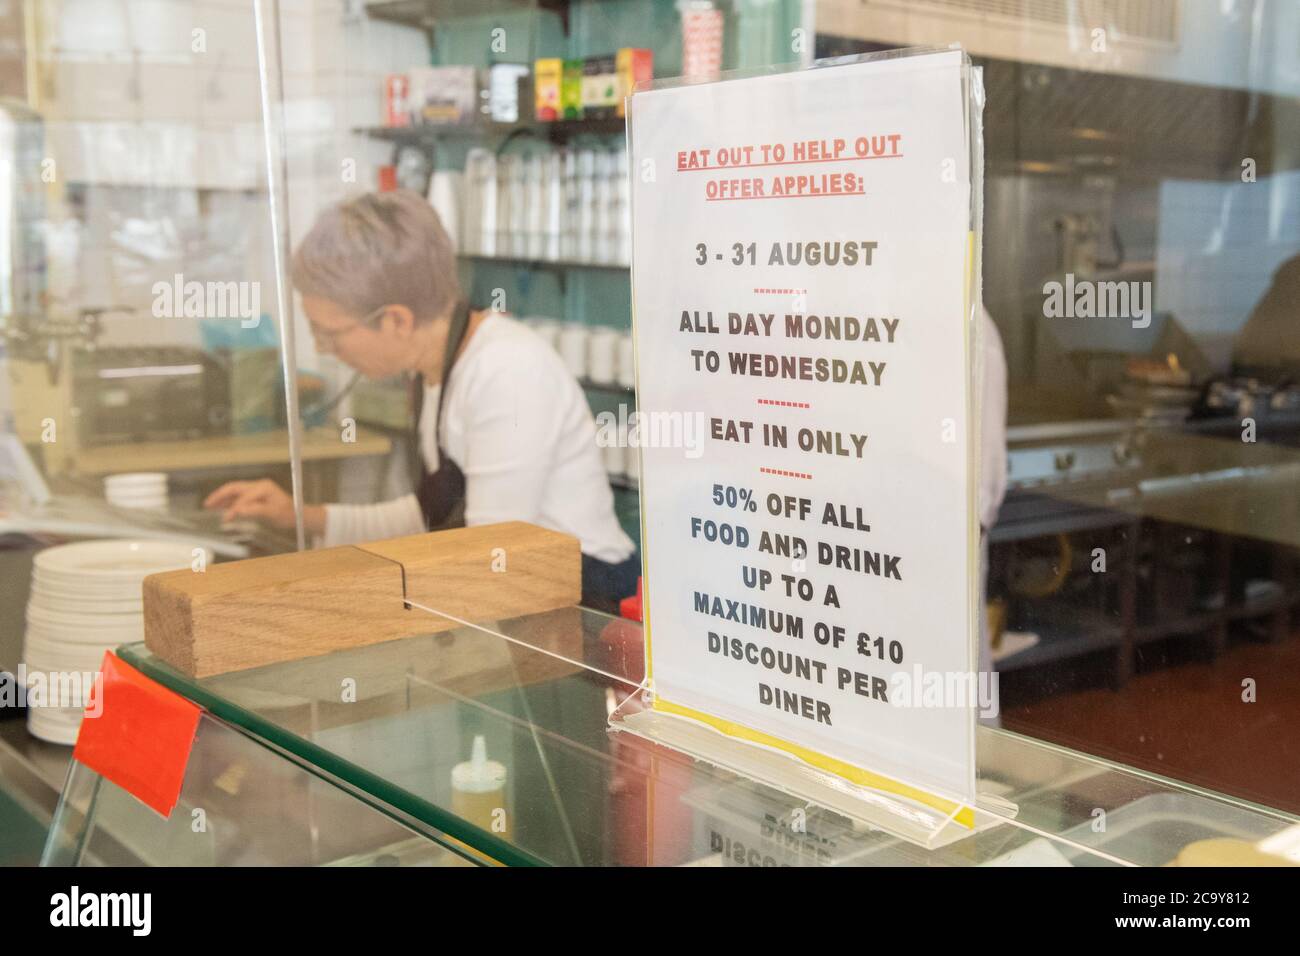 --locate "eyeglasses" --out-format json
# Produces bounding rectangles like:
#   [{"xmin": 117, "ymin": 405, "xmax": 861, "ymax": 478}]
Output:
[{"xmin": 309, "ymin": 305, "xmax": 386, "ymax": 351}]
